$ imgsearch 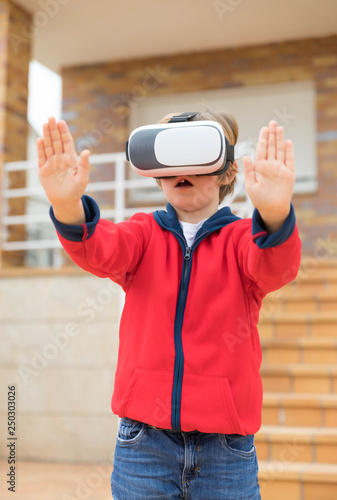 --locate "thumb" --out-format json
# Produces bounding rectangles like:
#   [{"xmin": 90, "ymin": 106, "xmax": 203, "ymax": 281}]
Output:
[{"xmin": 243, "ymin": 156, "xmax": 256, "ymax": 189}]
